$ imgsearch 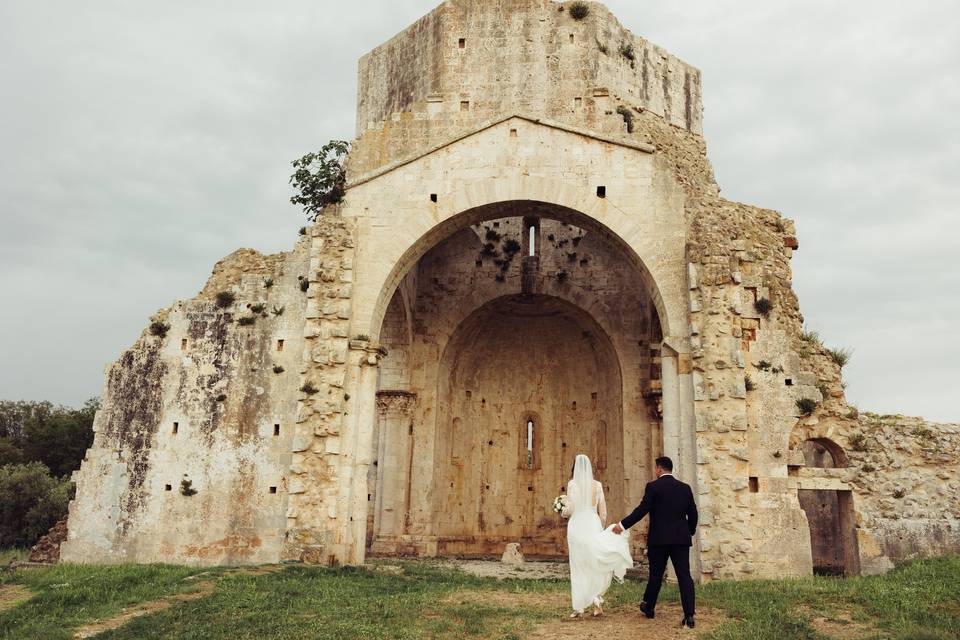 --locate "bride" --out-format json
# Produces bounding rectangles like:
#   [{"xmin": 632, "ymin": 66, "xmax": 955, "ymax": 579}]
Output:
[{"xmin": 565, "ymin": 454, "xmax": 633, "ymax": 618}]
